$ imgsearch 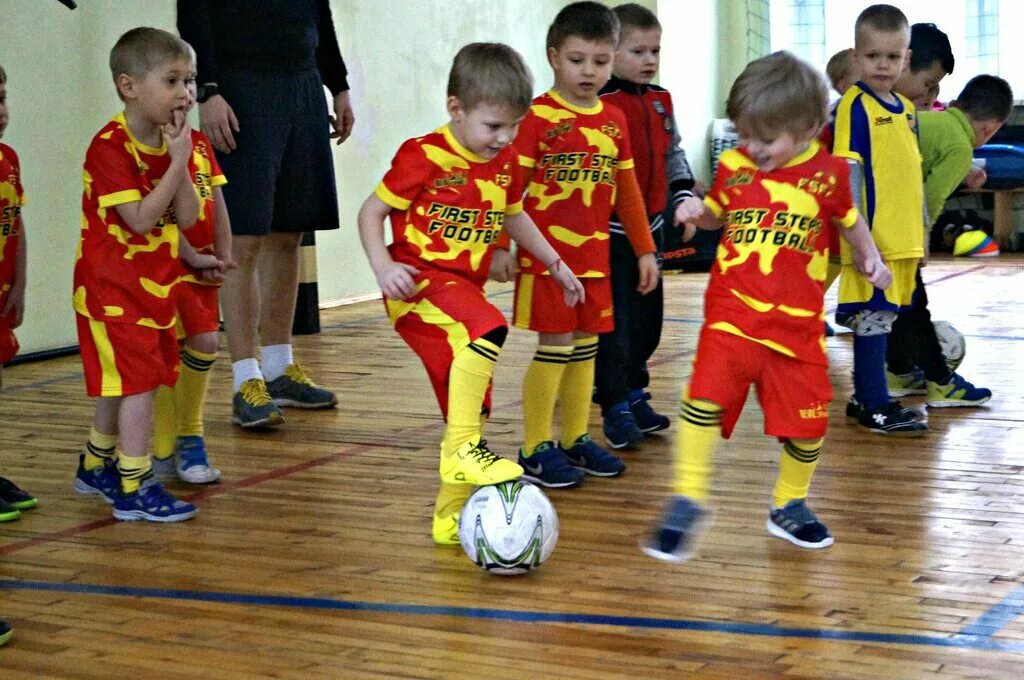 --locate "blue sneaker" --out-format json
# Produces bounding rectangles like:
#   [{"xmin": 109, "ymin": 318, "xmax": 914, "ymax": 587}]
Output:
[
  {"xmin": 73, "ymin": 455, "xmax": 120, "ymax": 504},
  {"xmin": 602, "ymin": 401, "xmax": 644, "ymax": 449},
  {"xmin": 518, "ymin": 441, "xmax": 585, "ymax": 488},
  {"xmin": 766, "ymin": 499, "xmax": 833, "ymax": 549},
  {"xmin": 926, "ymin": 372, "xmax": 992, "ymax": 408},
  {"xmin": 640, "ymin": 495, "xmax": 707, "ymax": 563},
  {"xmin": 562, "ymin": 434, "xmax": 626, "ymax": 477},
  {"xmin": 174, "ymin": 436, "xmax": 221, "ymax": 484},
  {"xmin": 628, "ymin": 389, "xmax": 670, "ymax": 434},
  {"xmin": 113, "ymin": 482, "xmax": 198, "ymax": 522}
]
